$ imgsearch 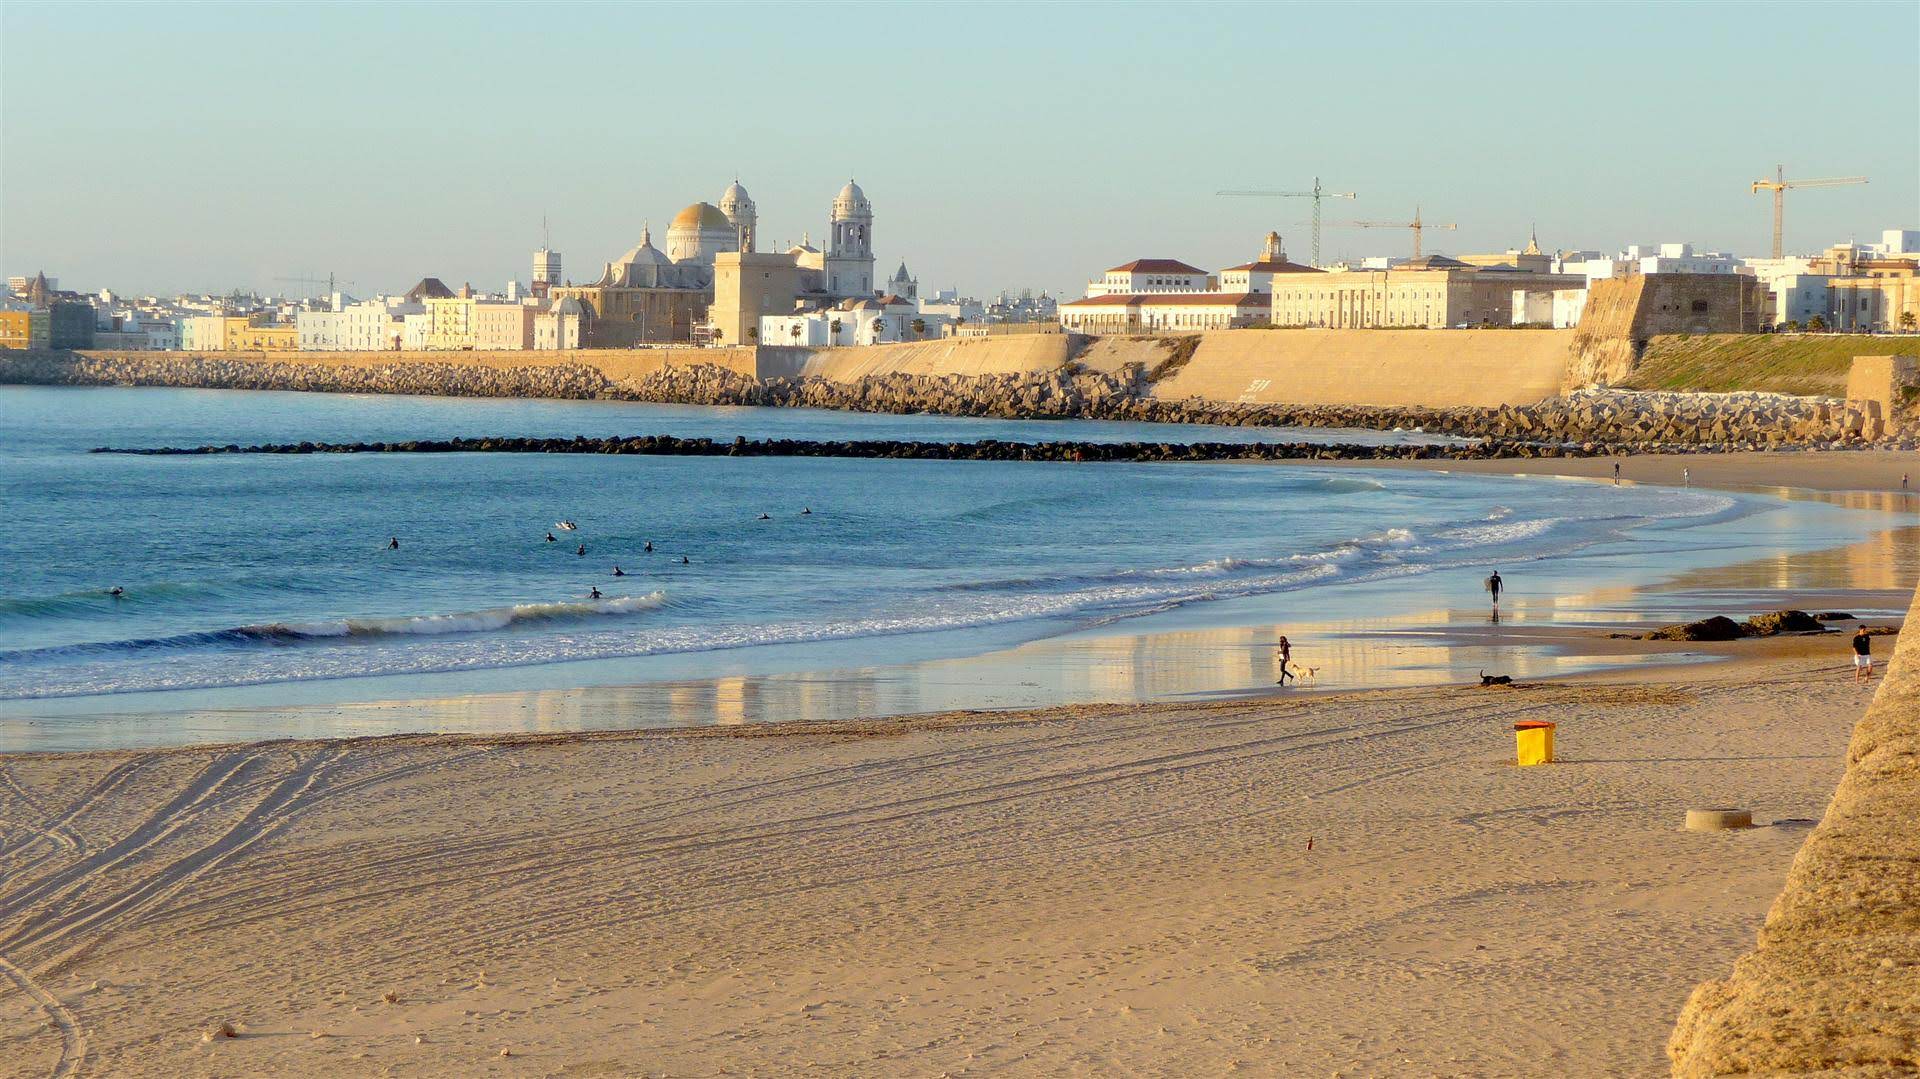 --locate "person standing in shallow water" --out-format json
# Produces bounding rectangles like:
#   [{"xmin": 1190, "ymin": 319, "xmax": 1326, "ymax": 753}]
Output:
[
  {"xmin": 1486, "ymin": 571, "xmax": 1503, "ymax": 610},
  {"xmin": 1853, "ymin": 626, "xmax": 1875, "ymax": 684},
  {"xmin": 1275, "ymin": 635, "xmax": 1294, "ymax": 685}
]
